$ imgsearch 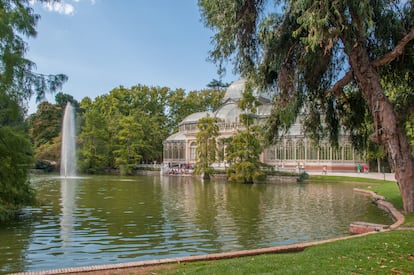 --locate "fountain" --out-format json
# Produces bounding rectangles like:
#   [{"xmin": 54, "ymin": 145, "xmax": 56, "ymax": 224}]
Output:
[{"xmin": 60, "ymin": 102, "xmax": 76, "ymax": 177}]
